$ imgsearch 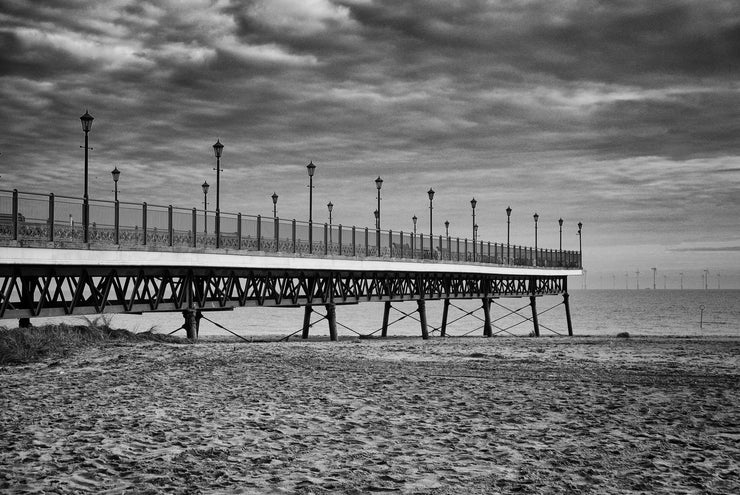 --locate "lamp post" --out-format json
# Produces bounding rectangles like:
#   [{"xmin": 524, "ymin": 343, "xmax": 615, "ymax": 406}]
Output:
[
  {"xmin": 412, "ymin": 215, "xmax": 417, "ymax": 234},
  {"xmin": 80, "ymin": 110, "xmax": 94, "ymax": 242},
  {"xmin": 306, "ymin": 161, "xmax": 316, "ymax": 252},
  {"xmin": 328, "ymin": 201, "xmax": 333, "ymax": 244},
  {"xmin": 577, "ymin": 221, "xmax": 582, "ymax": 267},
  {"xmin": 272, "ymin": 192, "xmax": 278, "ymax": 218},
  {"xmin": 558, "ymin": 218, "xmax": 563, "ymax": 265},
  {"xmin": 375, "ymin": 176, "xmax": 383, "ymax": 228},
  {"xmin": 445, "ymin": 220, "xmax": 449, "ymax": 237},
  {"xmin": 375, "ymin": 176, "xmax": 383, "ymax": 251},
  {"xmin": 428, "ymin": 188, "xmax": 435, "ymax": 236},
  {"xmin": 212, "ymin": 139, "xmax": 224, "ymax": 248},
  {"xmin": 471, "ymin": 198, "xmax": 477, "ymax": 261},
  {"xmin": 202, "ymin": 181, "xmax": 209, "ymax": 234},
  {"xmin": 533, "ymin": 213, "xmax": 539, "ymax": 265},
  {"xmin": 307, "ymin": 161, "xmax": 316, "ymax": 222},
  {"xmin": 111, "ymin": 167, "xmax": 120, "ymax": 202},
  {"xmin": 506, "ymin": 206, "xmax": 511, "ymax": 264}
]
